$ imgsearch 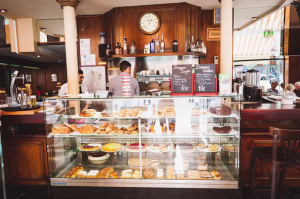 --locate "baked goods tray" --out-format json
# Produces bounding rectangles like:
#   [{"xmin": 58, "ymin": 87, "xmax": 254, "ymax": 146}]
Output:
[{"xmin": 197, "ymin": 145, "xmax": 221, "ymax": 153}]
